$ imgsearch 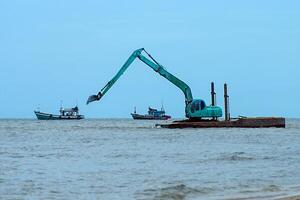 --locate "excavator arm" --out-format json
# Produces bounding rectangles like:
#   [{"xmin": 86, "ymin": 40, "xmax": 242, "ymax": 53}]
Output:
[{"xmin": 87, "ymin": 48, "xmax": 193, "ymax": 105}]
